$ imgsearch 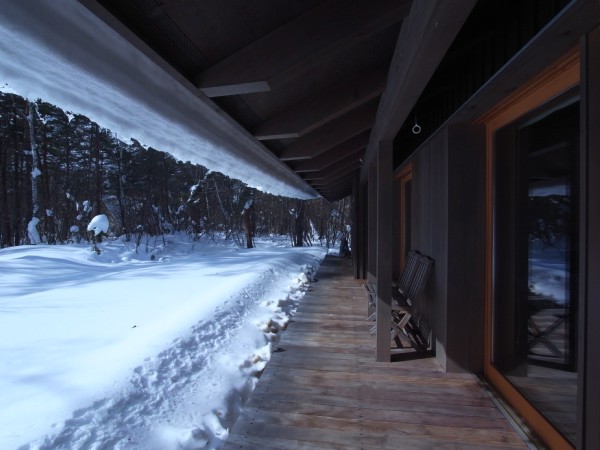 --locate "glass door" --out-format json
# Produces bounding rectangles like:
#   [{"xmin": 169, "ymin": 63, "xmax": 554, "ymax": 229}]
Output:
[
  {"xmin": 492, "ymin": 93, "xmax": 579, "ymax": 446},
  {"xmin": 483, "ymin": 50, "xmax": 580, "ymax": 449}
]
